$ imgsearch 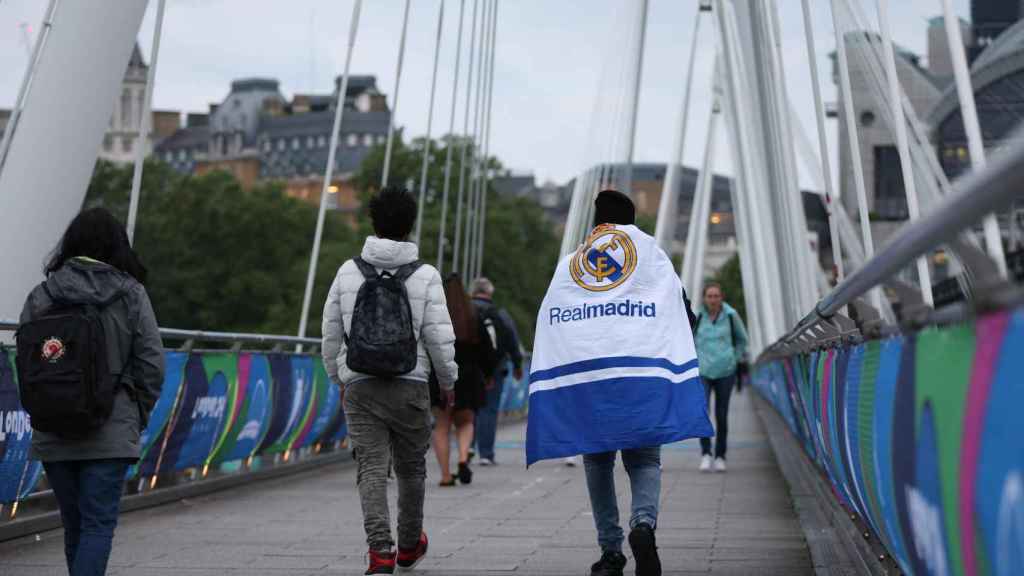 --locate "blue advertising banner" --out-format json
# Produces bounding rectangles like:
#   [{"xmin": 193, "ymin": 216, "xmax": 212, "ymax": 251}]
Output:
[
  {"xmin": 299, "ymin": 362, "xmax": 336, "ymax": 449},
  {"xmin": 754, "ymin": 308, "xmax": 1024, "ymax": 576},
  {"xmin": 130, "ymin": 351, "xmax": 188, "ymax": 478},
  {"xmin": 0, "ymin": 348, "xmax": 42, "ymax": 503},
  {"xmin": 173, "ymin": 354, "xmax": 233, "ymax": 470},
  {"xmin": 211, "ymin": 353, "xmax": 273, "ymax": 464},
  {"xmin": 258, "ymin": 355, "xmax": 296, "ymax": 453}
]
